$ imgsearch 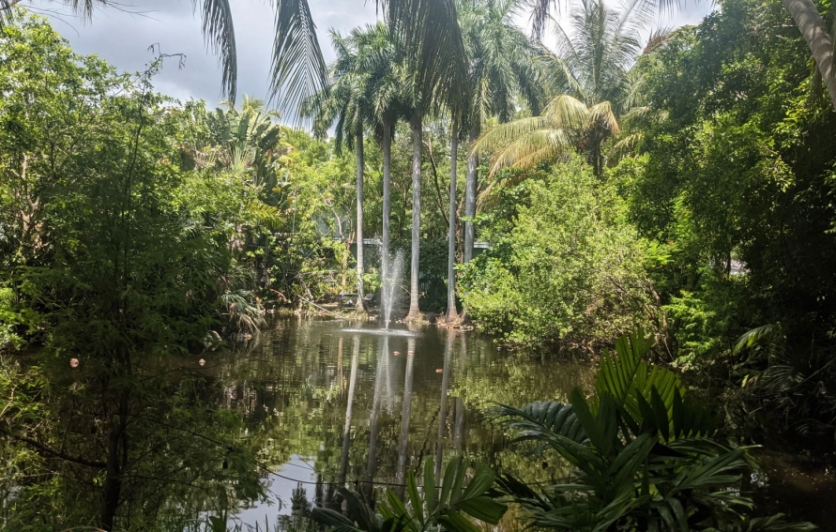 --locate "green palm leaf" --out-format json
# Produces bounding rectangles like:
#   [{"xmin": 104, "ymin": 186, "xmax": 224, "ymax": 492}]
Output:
[
  {"xmin": 493, "ymin": 399, "xmax": 587, "ymax": 444},
  {"xmin": 269, "ymin": 0, "xmax": 327, "ymax": 120}
]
